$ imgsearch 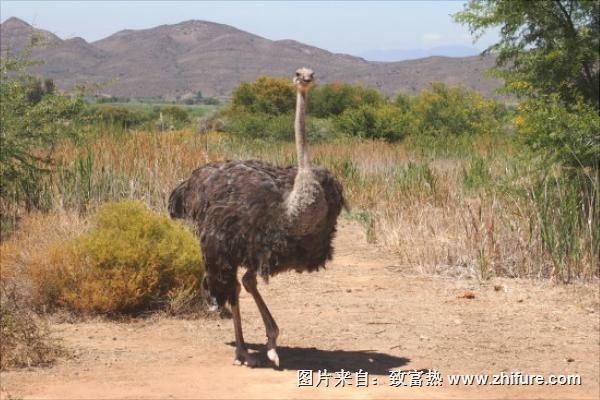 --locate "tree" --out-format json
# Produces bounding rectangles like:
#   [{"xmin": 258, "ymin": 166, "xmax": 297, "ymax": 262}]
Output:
[
  {"xmin": 455, "ymin": 1, "xmax": 599, "ymax": 282},
  {"xmin": 455, "ymin": 0, "xmax": 599, "ymax": 167},
  {"xmin": 0, "ymin": 38, "xmax": 82, "ymax": 215},
  {"xmin": 454, "ymin": 0, "xmax": 599, "ymax": 107}
]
